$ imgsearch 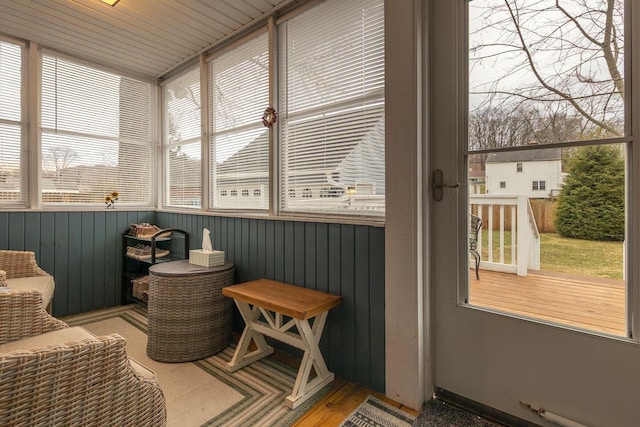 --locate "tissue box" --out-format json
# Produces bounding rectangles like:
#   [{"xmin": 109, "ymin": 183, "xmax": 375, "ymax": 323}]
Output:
[{"xmin": 189, "ymin": 249, "xmax": 225, "ymax": 267}]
